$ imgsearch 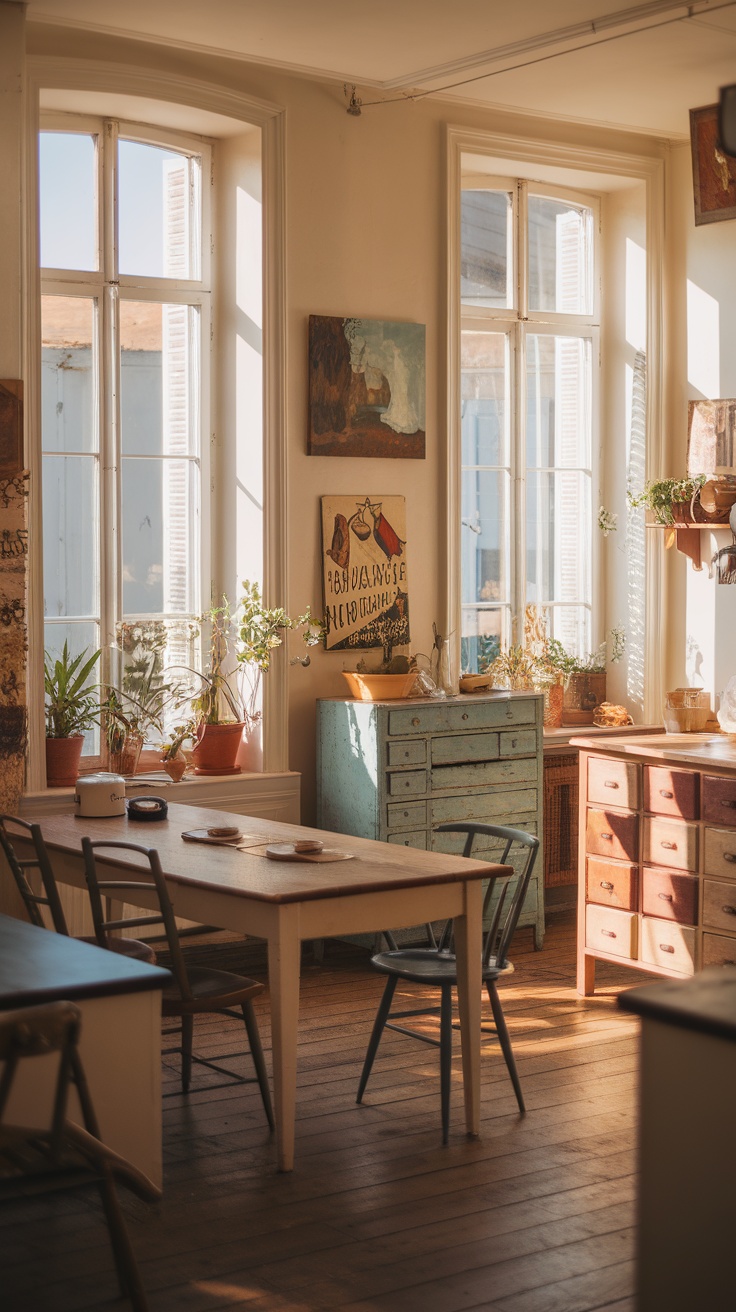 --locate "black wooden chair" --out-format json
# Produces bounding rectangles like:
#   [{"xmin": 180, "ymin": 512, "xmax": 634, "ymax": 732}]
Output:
[
  {"xmin": 81, "ymin": 838, "xmax": 274, "ymax": 1123},
  {"xmin": 0, "ymin": 814, "xmax": 156, "ymax": 963},
  {"xmin": 356, "ymin": 822, "xmax": 540, "ymax": 1143},
  {"xmin": 0, "ymin": 999, "xmax": 159, "ymax": 1311}
]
